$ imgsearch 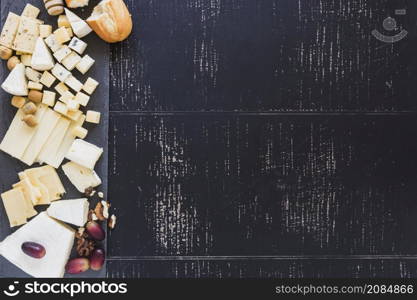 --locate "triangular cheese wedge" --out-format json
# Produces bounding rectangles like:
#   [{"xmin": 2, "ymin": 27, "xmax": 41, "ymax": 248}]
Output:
[
  {"xmin": 65, "ymin": 8, "xmax": 92, "ymax": 38},
  {"xmin": 31, "ymin": 37, "xmax": 54, "ymax": 71},
  {"xmin": 47, "ymin": 198, "xmax": 89, "ymax": 227},
  {"xmin": 1, "ymin": 63, "xmax": 28, "ymax": 96},
  {"xmin": 62, "ymin": 161, "xmax": 102, "ymax": 193},
  {"xmin": 0, "ymin": 212, "xmax": 75, "ymax": 278}
]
